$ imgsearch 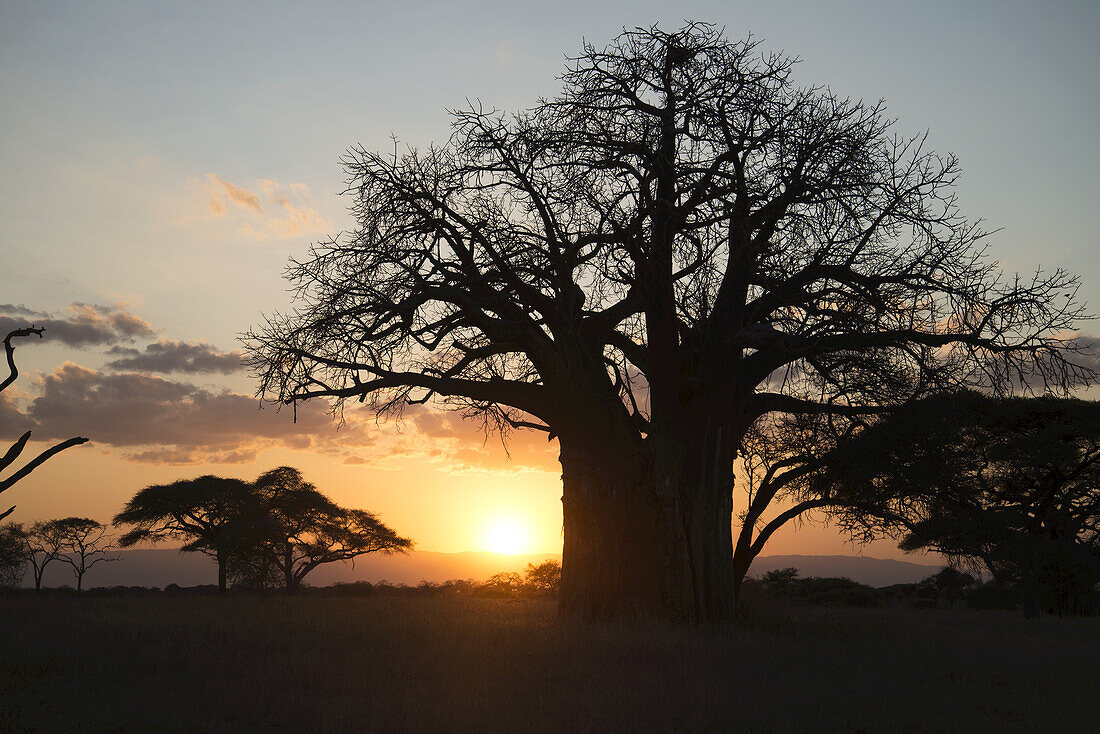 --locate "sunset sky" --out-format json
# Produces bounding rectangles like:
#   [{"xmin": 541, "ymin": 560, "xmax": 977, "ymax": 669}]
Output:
[{"xmin": 1, "ymin": 1, "xmax": 1096, "ymax": 560}]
